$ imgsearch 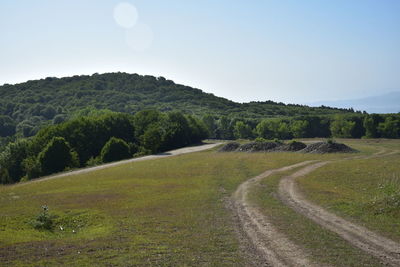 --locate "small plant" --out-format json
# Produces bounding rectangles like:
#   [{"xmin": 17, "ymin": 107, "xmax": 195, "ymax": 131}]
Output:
[
  {"xmin": 31, "ymin": 205, "xmax": 55, "ymax": 230},
  {"xmin": 86, "ymin": 156, "xmax": 102, "ymax": 167},
  {"xmin": 255, "ymin": 137, "xmax": 268, "ymax": 143},
  {"xmin": 326, "ymin": 138, "xmax": 336, "ymax": 144},
  {"xmin": 371, "ymin": 174, "xmax": 400, "ymax": 215}
]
